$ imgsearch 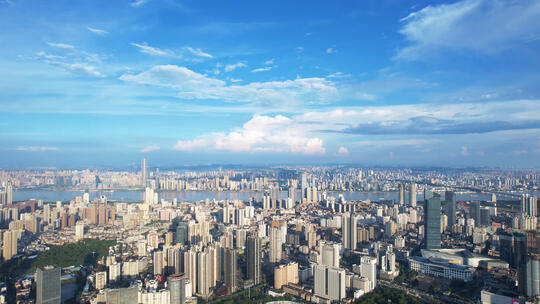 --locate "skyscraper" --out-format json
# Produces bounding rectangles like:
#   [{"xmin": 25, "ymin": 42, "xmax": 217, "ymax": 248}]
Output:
[
  {"xmin": 167, "ymin": 273, "xmax": 185, "ymax": 304},
  {"xmin": 425, "ymin": 195, "xmax": 441, "ymax": 250},
  {"xmin": 360, "ymin": 256, "xmax": 377, "ymax": 290},
  {"xmin": 314, "ymin": 265, "xmax": 346, "ymax": 302},
  {"xmin": 409, "ymin": 182, "xmax": 417, "ymax": 207},
  {"xmin": 522, "ymin": 195, "xmax": 538, "ymax": 217},
  {"xmin": 269, "ymin": 227, "xmax": 282, "ymax": 263},
  {"xmin": 141, "ymin": 158, "xmax": 147, "ymax": 187},
  {"xmin": 342, "ymin": 213, "xmax": 357, "ymax": 251},
  {"xmin": 444, "ymin": 191, "xmax": 456, "ymax": 227},
  {"xmin": 36, "ymin": 266, "xmax": 61, "ymax": 304},
  {"xmin": 519, "ymin": 254, "xmax": 540, "ymax": 298},
  {"xmin": 2, "ymin": 230, "xmax": 17, "ymax": 261},
  {"xmin": 246, "ymin": 234, "xmax": 261, "ymax": 285},
  {"xmin": 223, "ymin": 248, "xmax": 238, "ymax": 293},
  {"xmin": 398, "ymin": 183, "xmax": 405, "ymax": 205},
  {"xmin": 470, "ymin": 201, "xmax": 481, "ymax": 227}
]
